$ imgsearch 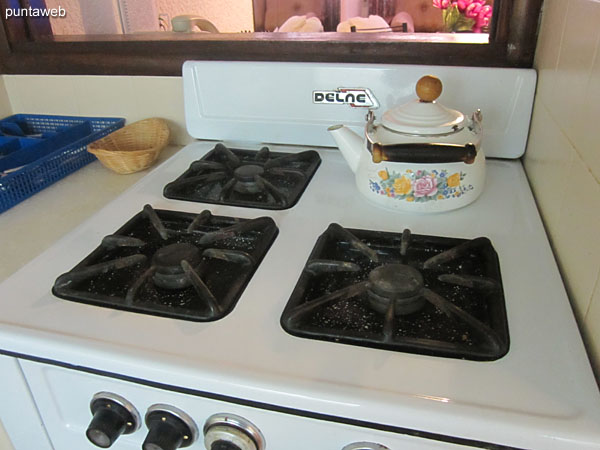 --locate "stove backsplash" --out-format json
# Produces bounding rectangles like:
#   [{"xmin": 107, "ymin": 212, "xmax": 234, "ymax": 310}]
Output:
[
  {"xmin": 1, "ymin": 62, "xmax": 536, "ymax": 160},
  {"xmin": 183, "ymin": 61, "xmax": 536, "ymax": 159}
]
